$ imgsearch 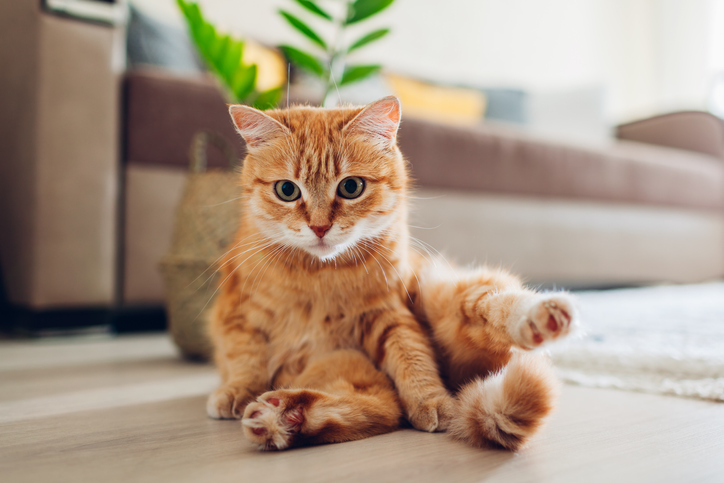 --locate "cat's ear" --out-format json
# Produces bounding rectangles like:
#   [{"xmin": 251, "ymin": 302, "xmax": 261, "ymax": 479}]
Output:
[
  {"xmin": 344, "ymin": 96, "xmax": 401, "ymax": 146},
  {"xmin": 228, "ymin": 105, "xmax": 289, "ymax": 148}
]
